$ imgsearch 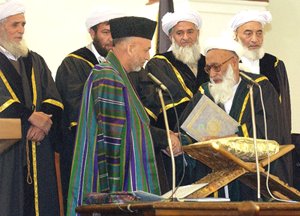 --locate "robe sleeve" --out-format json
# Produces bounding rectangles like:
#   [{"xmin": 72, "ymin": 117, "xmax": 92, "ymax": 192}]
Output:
[{"xmin": 56, "ymin": 56, "xmax": 93, "ymax": 129}]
